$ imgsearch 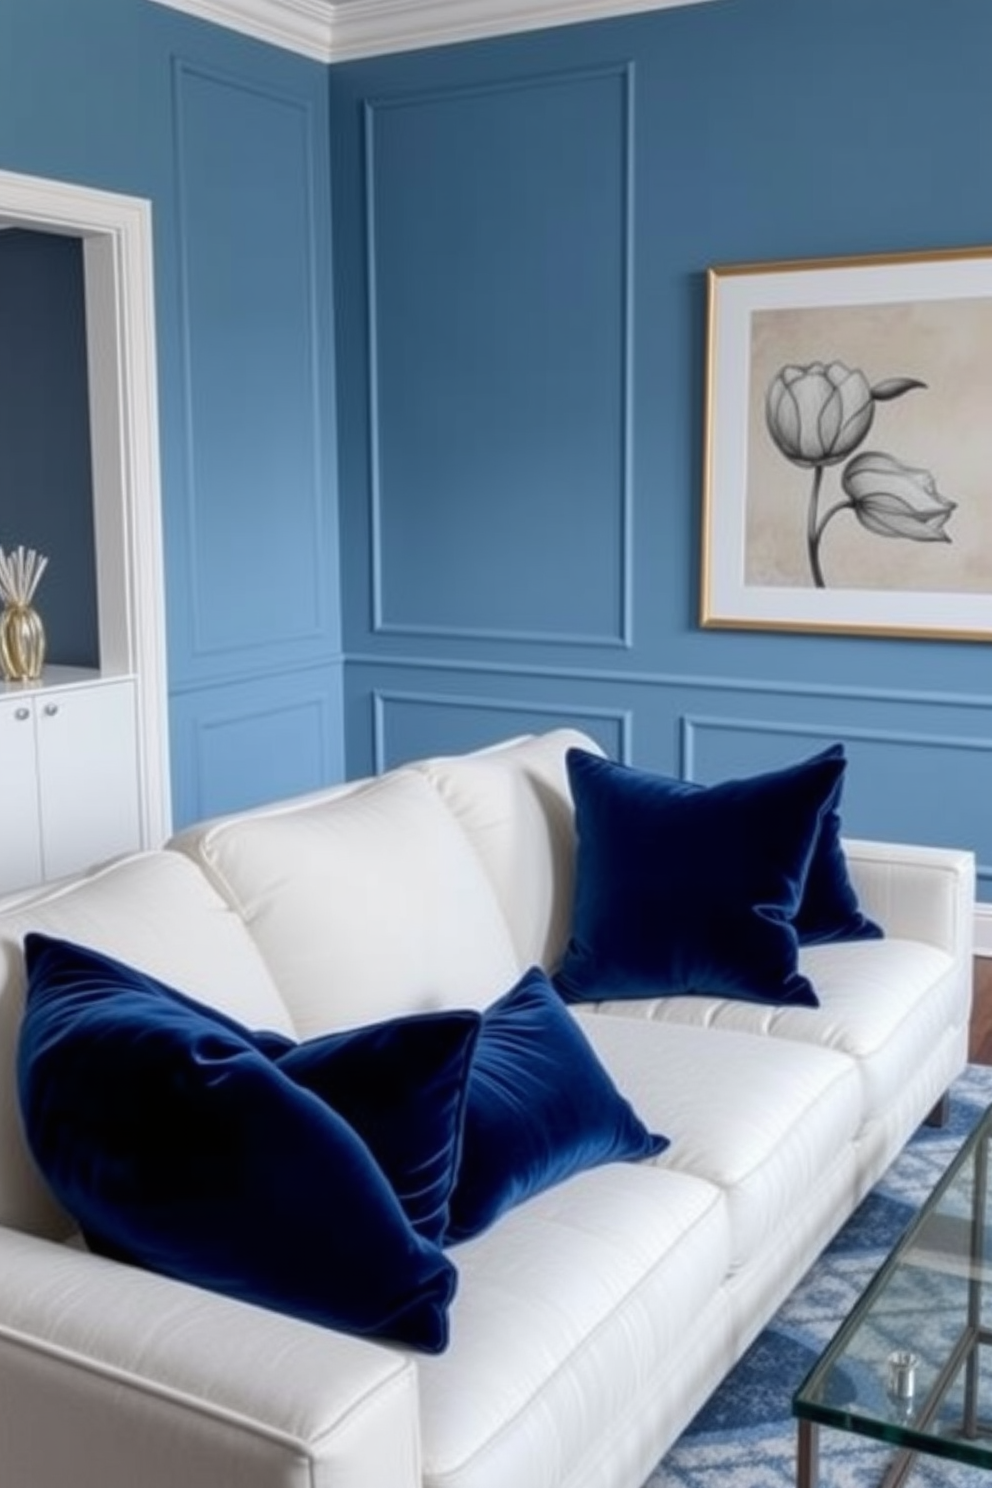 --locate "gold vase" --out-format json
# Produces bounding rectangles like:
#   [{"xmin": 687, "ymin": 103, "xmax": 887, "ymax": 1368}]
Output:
[{"xmin": 0, "ymin": 602, "xmax": 45, "ymax": 682}]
